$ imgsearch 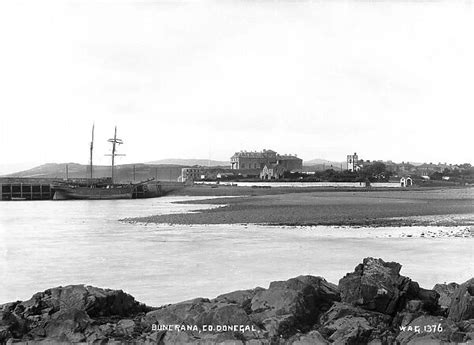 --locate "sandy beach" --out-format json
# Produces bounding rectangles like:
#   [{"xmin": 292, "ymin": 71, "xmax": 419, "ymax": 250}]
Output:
[{"xmin": 130, "ymin": 186, "xmax": 474, "ymax": 227}]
